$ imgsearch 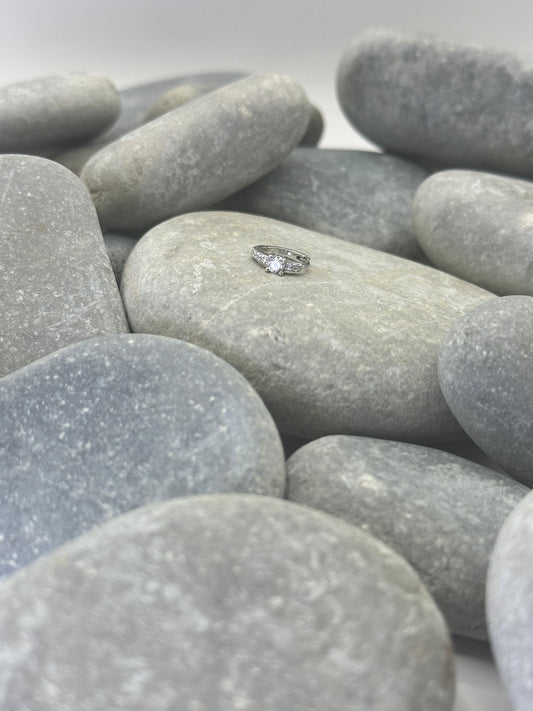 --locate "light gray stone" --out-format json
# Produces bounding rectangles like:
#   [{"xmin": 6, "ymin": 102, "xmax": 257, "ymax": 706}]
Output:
[
  {"xmin": 286, "ymin": 435, "xmax": 527, "ymax": 639},
  {"xmin": 337, "ymin": 29, "xmax": 533, "ymax": 178},
  {"xmin": 56, "ymin": 72, "xmax": 245, "ymax": 174},
  {"xmin": 143, "ymin": 84, "xmax": 324, "ymax": 147},
  {"xmin": 104, "ymin": 232, "xmax": 139, "ymax": 283},
  {"xmin": 121, "ymin": 211, "xmax": 492, "ymax": 440},
  {"xmin": 487, "ymin": 489, "xmax": 533, "ymax": 711},
  {"xmin": 0, "ymin": 334, "xmax": 284, "ymax": 578},
  {"xmin": 0, "ymin": 73, "xmax": 120, "ymax": 153},
  {"xmin": 0, "ymin": 494, "xmax": 455, "ymax": 711},
  {"xmin": 217, "ymin": 148, "xmax": 428, "ymax": 258},
  {"xmin": 412, "ymin": 170, "xmax": 533, "ymax": 295},
  {"xmin": 0, "ymin": 154, "xmax": 128, "ymax": 377},
  {"xmin": 438, "ymin": 295, "xmax": 533, "ymax": 486},
  {"xmin": 81, "ymin": 74, "xmax": 311, "ymax": 231}
]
